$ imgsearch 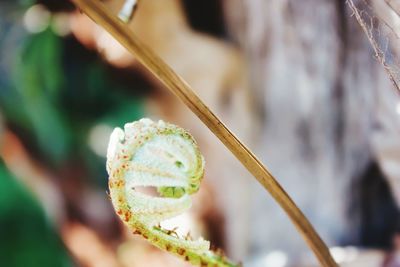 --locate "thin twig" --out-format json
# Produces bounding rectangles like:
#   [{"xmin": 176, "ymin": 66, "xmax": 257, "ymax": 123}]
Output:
[
  {"xmin": 347, "ymin": 0, "xmax": 400, "ymax": 95},
  {"xmin": 385, "ymin": 0, "xmax": 400, "ymax": 17},
  {"xmin": 70, "ymin": 0, "xmax": 338, "ymax": 266}
]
